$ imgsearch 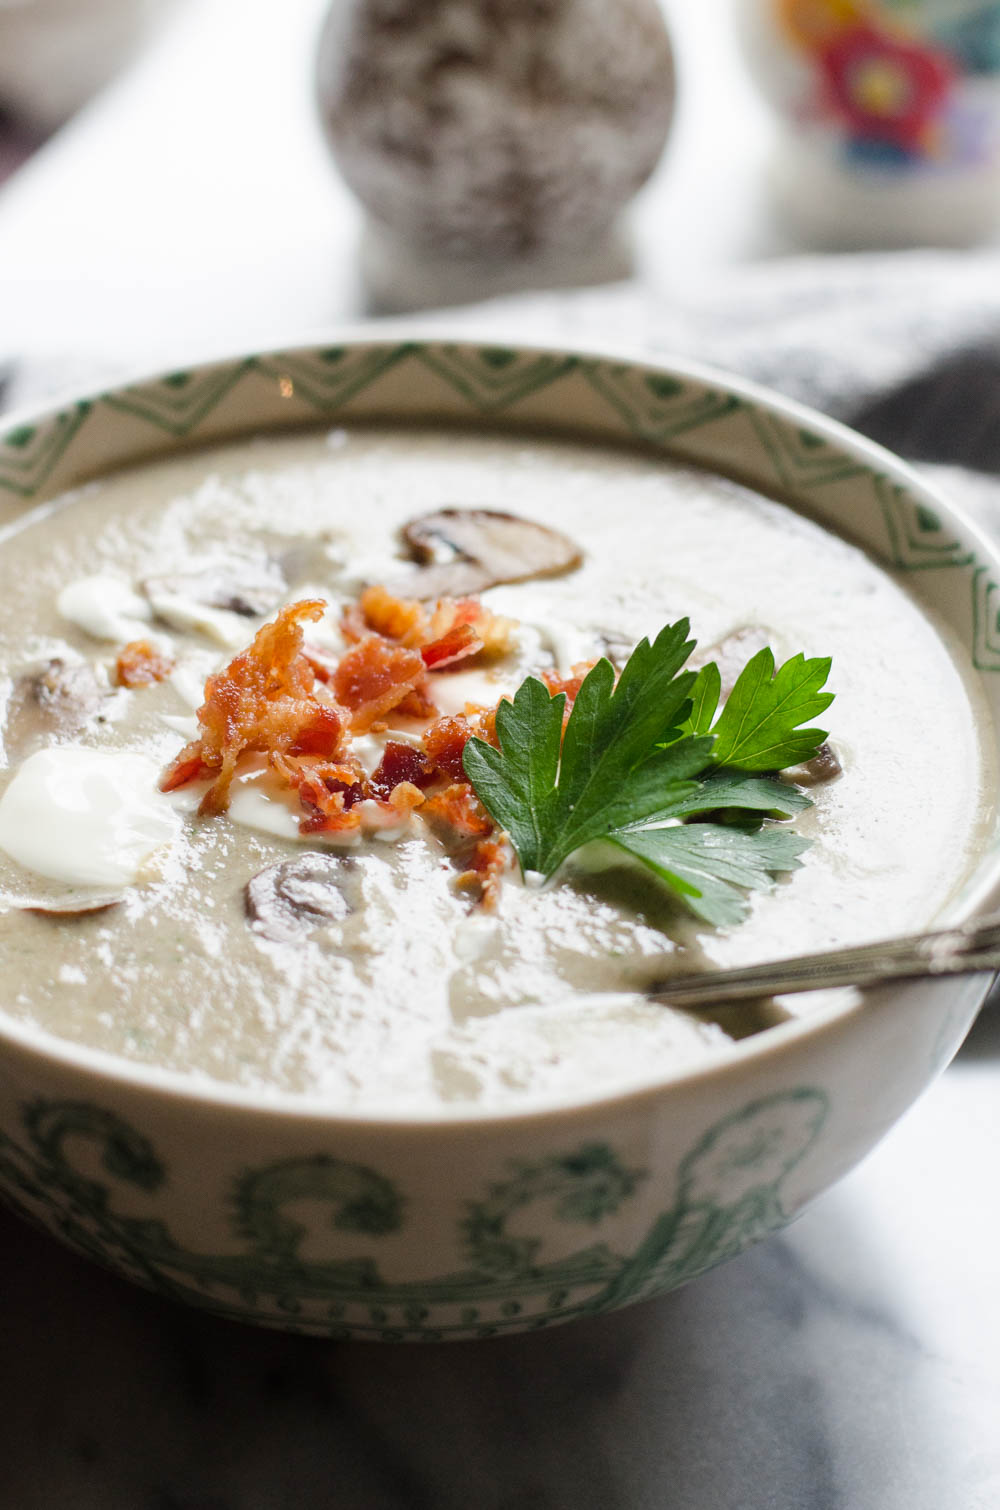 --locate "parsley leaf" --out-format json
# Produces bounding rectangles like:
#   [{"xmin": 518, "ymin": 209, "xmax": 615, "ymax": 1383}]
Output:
[
  {"xmin": 462, "ymin": 619, "xmax": 833, "ymax": 925},
  {"xmin": 628, "ymin": 769, "xmax": 813, "ymax": 824},
  {"xmin": 608, "ymin": 826, "xmax": 810, "ymax": 928},
  {"xmin": 681, "ymin": 662, "xmax": 721, "ymax": 735},
  {"xmin": 708, "ymin": 648, "xmax": 833, "ymax": 771},
  {"xmin": 463, "ymin": 621, "xmax": 713, "ymax": 875}
]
